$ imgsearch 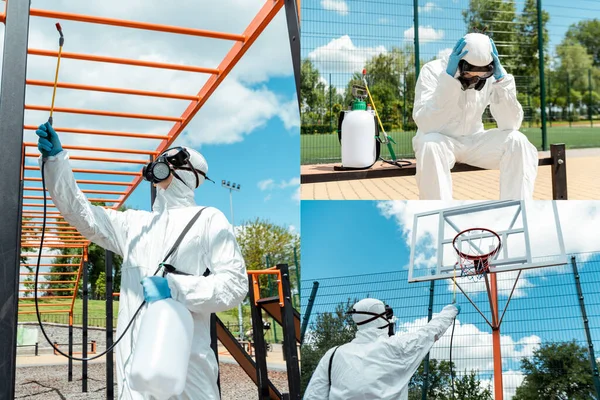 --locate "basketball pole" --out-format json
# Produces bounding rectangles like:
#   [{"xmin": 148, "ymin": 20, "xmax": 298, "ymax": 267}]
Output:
[{"xmin": 490, "ymin": 273, "xmax": 503, "ymax": 400}]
